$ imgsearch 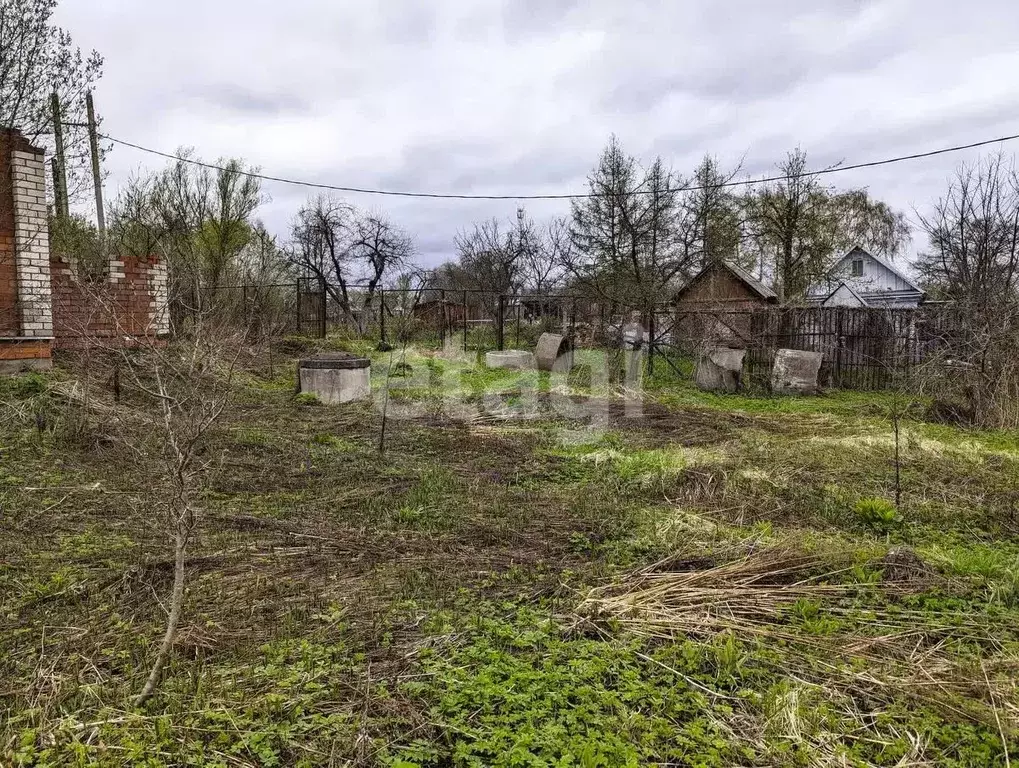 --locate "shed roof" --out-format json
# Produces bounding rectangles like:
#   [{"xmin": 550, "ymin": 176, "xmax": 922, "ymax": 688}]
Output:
[{"xmin": 673, "ymin": 260, "xmax": 778, "ymax": 303}]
